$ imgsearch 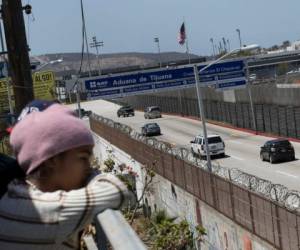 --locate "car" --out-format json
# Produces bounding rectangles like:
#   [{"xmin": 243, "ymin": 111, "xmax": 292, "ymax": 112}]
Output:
[
  {"xmin": 190, "ymin": 134, "xmax": 225, "ymax": 158},
  {"xmin": 287, "ymin": 68, "xmax": 300, "ymax": 74},
  {"xmin": 144, "ymin": 106, "xmax": 162, "ymax": 119},
  {"xmin": 74, "ymin": 108, "xmax": 92, "ymax": 117},
  {"xmin": 260, "ymin": 139, "xmax": 295, "ymax": 163},
  {"xmin": 141, "ymin": 123, "xmax": 161, "ymax": 136},
  {"xmin": 249, "ymin": 74, "xmax": 257, "ymax": 81},
  {"xmin": 117, "ymin": 106, "xmax": 135, "ymax": 117}
]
